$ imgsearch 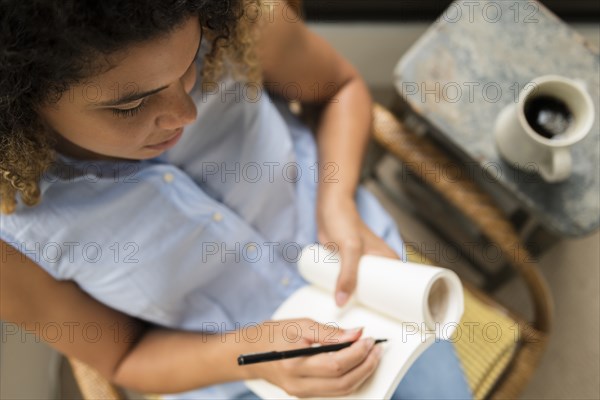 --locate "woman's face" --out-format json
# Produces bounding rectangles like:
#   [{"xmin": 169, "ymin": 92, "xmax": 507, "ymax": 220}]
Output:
[{"xmin": 39, "ymin": 16, "xmax": 202, "ymax": 161}]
